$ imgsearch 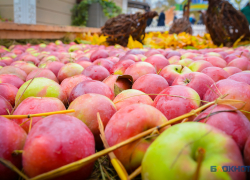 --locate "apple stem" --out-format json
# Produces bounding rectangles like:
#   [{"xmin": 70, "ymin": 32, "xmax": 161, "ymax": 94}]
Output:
[
  {"xmin": 1, "ymin": 109, "xmax": 75, "ymax": 119},
  {"xmin": 193, "ymin": 147, "xmax": 206, "ymax": 180},
  {"xmin": 0, "ymin": 158, "xmax": 29, "ymax": 180}
]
